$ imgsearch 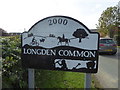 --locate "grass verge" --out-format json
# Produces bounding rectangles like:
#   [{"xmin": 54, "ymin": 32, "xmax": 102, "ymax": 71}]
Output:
[{"xmin": 35, "ymin": 70, "xmax": 96, "ymax": 89}]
